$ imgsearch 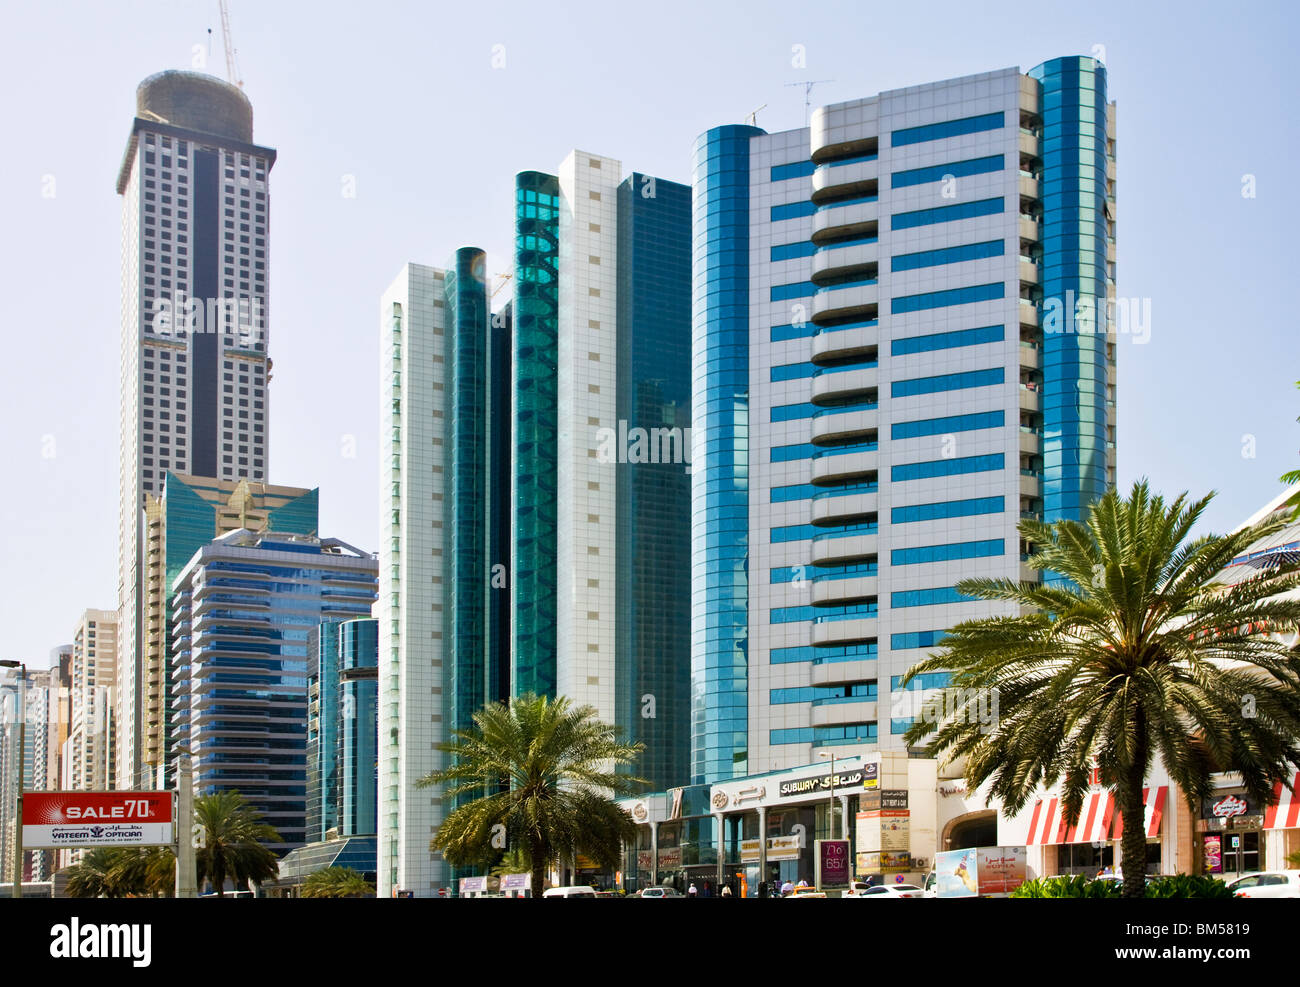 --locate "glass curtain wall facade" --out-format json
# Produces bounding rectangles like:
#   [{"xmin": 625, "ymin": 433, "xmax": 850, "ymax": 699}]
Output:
[
  {"xmin": 689, "ymin": 62, "xmax": 1116, "ymax": 779},
  {"xmin": 487, "ymin": 303, "xmax": 513, "ymax": 706},
  {"xmin": 1029, "ymin": 57, "xmax": 1115, "ymax": 529},
  {"xmin": 339, "ymin": 618, "xmax": 378, "ymax": 837},
  {"xmin": 170, "ymin": 532, "xmax": 377, "ymax": 848},
  {"xmin": 615, "ymin": 173, "xmax": 693, "ymax": 791},
  {"xmin": 690, "ymin": 126, "xmax": 761, "ymax": 784},
  {"xmin": 512, "ymin": 172, "xmax": 561, "ymax": 699},
  {"xmin": 443, "ymin": 248, "xmax": 491, "ymax": 737},
  {"xmin": 307, "ymin": 620, "xmax": 343, "ymax": 842}
]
